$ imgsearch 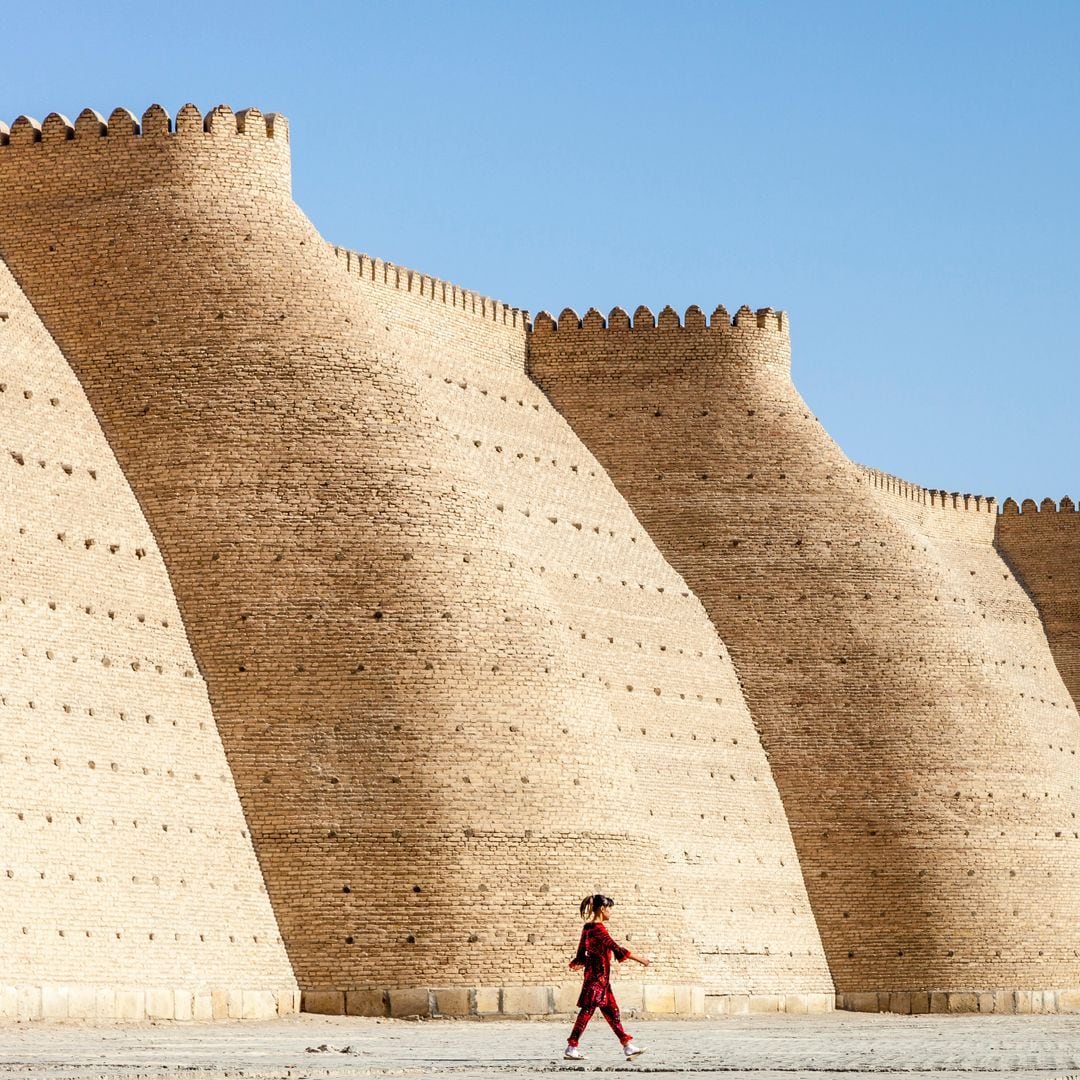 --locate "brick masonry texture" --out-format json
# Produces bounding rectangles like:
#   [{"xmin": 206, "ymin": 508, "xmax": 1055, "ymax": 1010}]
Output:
[
  {"xmin": 528, "ymin": 305, "xmax": 1080, "ymax": 1003},
  {"xmin": 0, "ymin": 103, "xmax": 1075, "ymax": 1020},
  {"xmin": 0, "ymin": 105, "xmax": 831, "ymax": 1014},
  {"xmin": 0, "ymin": 258, "xmax": 297, "ymax": 1019},
  {"xmin": 997, "ymin": 498, "xmax": 1080, "ymax": 710}
]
